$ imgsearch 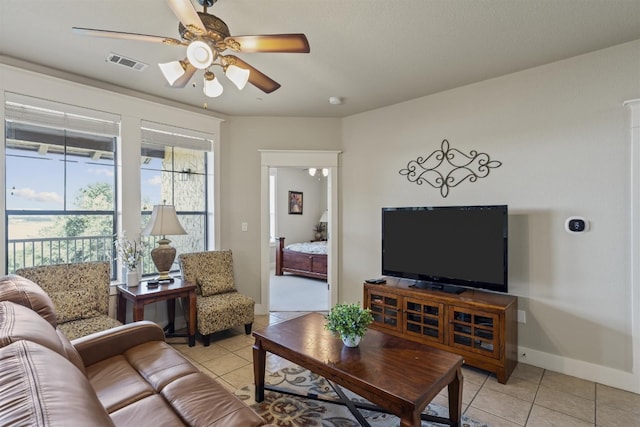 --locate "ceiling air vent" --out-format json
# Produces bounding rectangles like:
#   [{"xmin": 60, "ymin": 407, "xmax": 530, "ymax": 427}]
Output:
[{"xmin": 106, "ymin": 52, "xmax": 148, "ymax": 71}]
